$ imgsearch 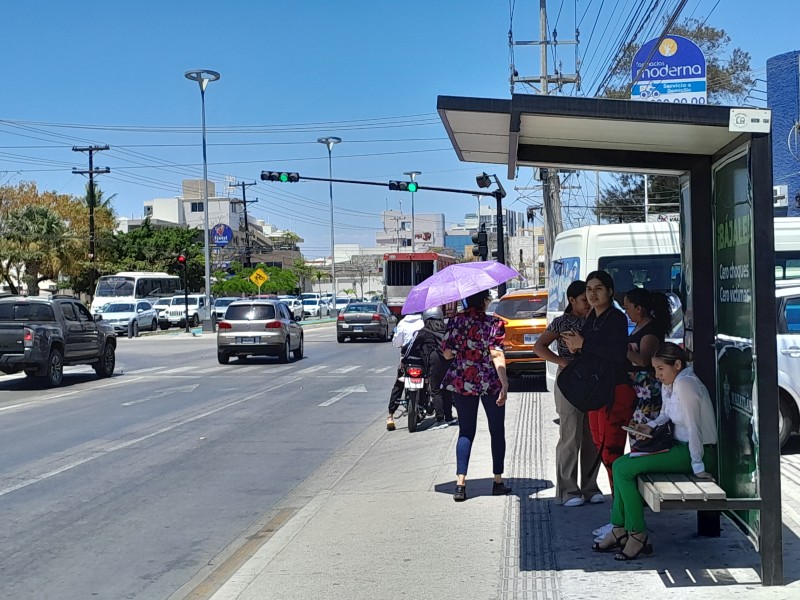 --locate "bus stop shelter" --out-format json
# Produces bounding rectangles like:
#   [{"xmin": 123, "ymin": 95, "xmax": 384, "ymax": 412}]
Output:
[{"xmin": 437, "ymin": 93, "xmax": 783, "ymax": 585}]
